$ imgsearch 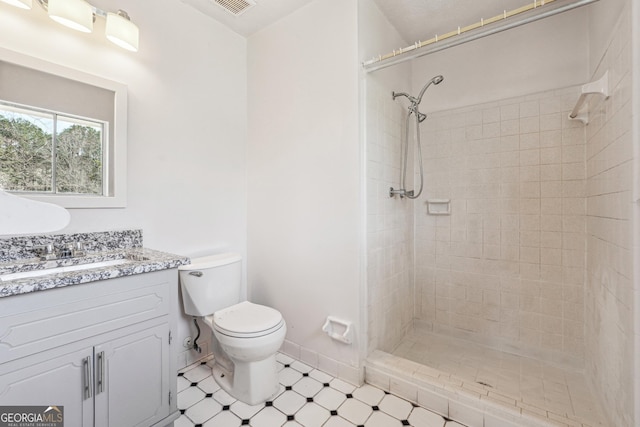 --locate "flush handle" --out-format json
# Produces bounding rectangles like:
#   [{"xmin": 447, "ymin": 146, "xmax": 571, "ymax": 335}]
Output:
[{"xmin": 189, "ymin": 271, "xmax": 203, "ymax": 277}]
